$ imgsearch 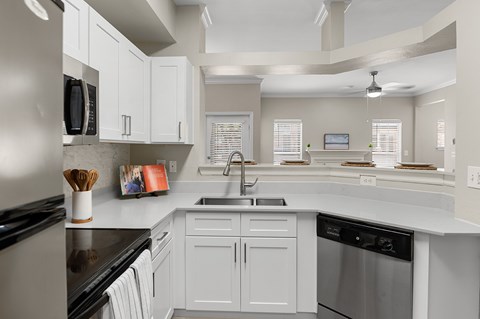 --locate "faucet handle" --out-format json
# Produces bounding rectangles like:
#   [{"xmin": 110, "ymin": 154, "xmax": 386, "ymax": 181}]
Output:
[{"xmin": 245, "ymin": 177, "xmax": 259, "ymax": 188}]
